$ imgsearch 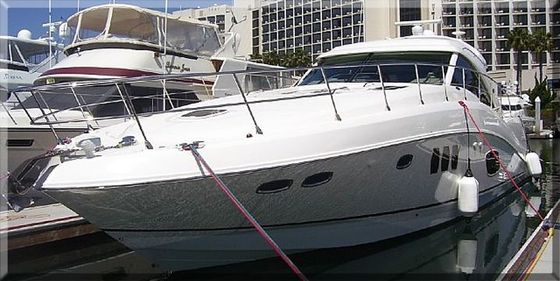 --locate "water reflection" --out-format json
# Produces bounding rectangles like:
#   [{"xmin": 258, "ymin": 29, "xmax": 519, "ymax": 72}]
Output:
[
  {"xmin": 5, "ymin": 139, "xmax": 560, "ymax": 281},
  {"xmin": 172, "ymin": 181, "xmax": 536, "ymax": 281}
]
